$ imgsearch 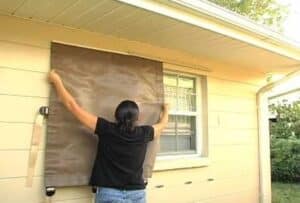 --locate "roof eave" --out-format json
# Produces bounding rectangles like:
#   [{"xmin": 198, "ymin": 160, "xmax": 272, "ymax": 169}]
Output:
[
  {"xmin": 117, "ymin": 0, "xmax": 300, "ymax": 61},
  {"xmin": 170, "ymin": 0, "xmax": 300, "ymax": 49}
]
